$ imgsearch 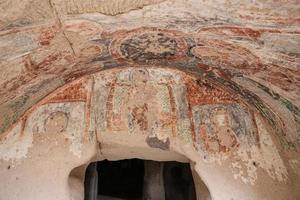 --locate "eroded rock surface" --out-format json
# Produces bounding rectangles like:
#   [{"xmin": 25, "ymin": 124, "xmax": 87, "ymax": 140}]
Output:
[{"xmin": 0, "ymin": 0, "xmax": 299, "ymax": 199}]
